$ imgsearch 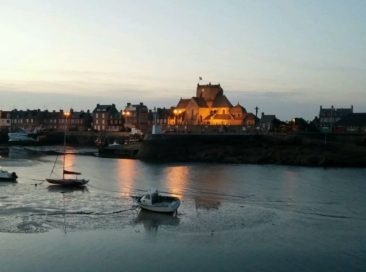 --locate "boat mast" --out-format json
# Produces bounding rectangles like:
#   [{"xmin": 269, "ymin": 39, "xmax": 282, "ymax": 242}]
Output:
[{"xmin": 63, "ymin": 111, "xmax": 70, "ymax": 180}]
